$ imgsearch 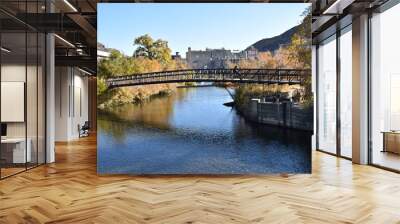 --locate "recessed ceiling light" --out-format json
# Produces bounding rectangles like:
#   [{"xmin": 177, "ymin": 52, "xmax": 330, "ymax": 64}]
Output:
[
  {"xmin": 1, "ymin": 47, "xmax": 11, "ymax": 53},
  {"xmin": 323, "ymin": 0, "xmax": 355, "ymax": 15},
  {"xmin": 78, "ymin": 67, "xmax": 92, "ymax": 76},
  {"xmin": 54, "ymin": 34, "xmax": 75, "ymax": 48},
  {"xmin": 63, "ymin": 0, "xmax": 78, "ymax": 12}
]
